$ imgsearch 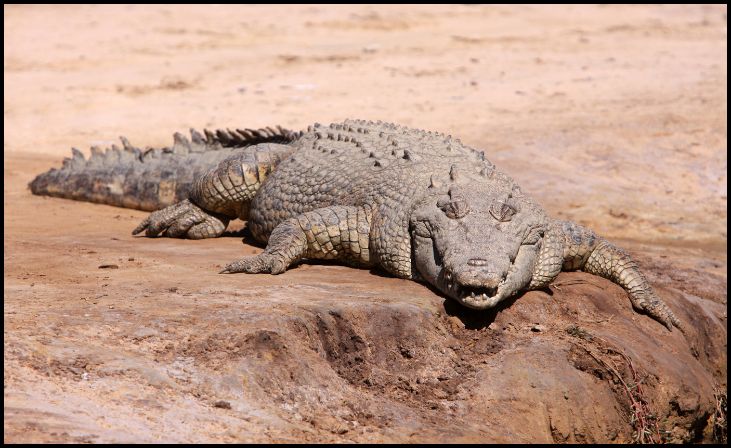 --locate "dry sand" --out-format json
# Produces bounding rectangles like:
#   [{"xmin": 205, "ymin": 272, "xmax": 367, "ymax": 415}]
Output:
[{"xmin": 4, "ymin": 4, "xmax": 727, "ymax": 443}]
